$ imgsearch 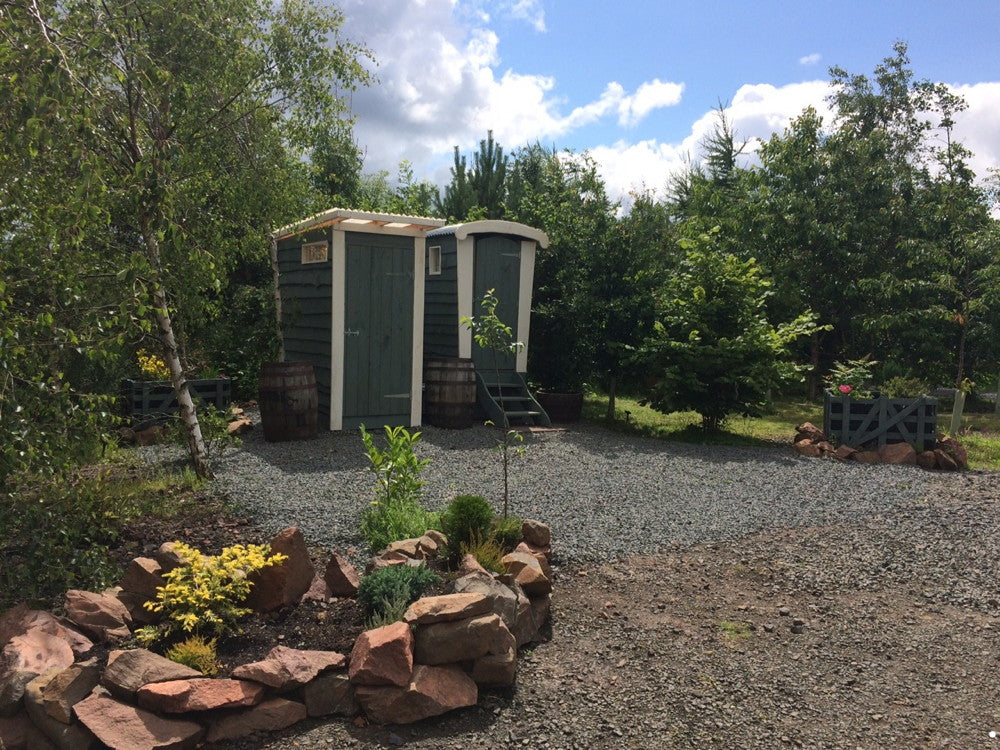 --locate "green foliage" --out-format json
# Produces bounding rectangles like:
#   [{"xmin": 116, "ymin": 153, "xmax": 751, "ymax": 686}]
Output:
[
  {"xmin": 358, "ymin": 425, "xmax": 437, "ymax": 552},
  {"xmin": 459, "ymin": 533, "xmax": 506, "ymax": 574},
  {"xmin": 165, "ymin": 636, "xmax": 220, "ymax": 676},
  {"xmin": 490, "ymin": 515, "xmax": 523, "ymax": 551},
  {"xmin": 640, "ymin": 230, "xmax": 824, "ymax": 432},
  {"xmin": 0, "ymin": 464, "xmax": 202, "ymax": 610},
  {"xmin": 824, "ymin": 356, "xmax": 879, "ymax": 398},
  {"xmin": 166, "ymin": 406, "xmax": 241, "ymax": 460},
  {"xmin": 356, "ymin": 565, "xmax": 440, "ymax": 624},
  {"xmin": 440, "ymin": 495, "xmax": 494, "ymax": 556},
  {"xmin": 879, "ymin": 376, "xmax": 928, "ymax": 398},
  {"xmin": 140, "ymin": 542, "xmax": 286, "ymax": 645}
]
